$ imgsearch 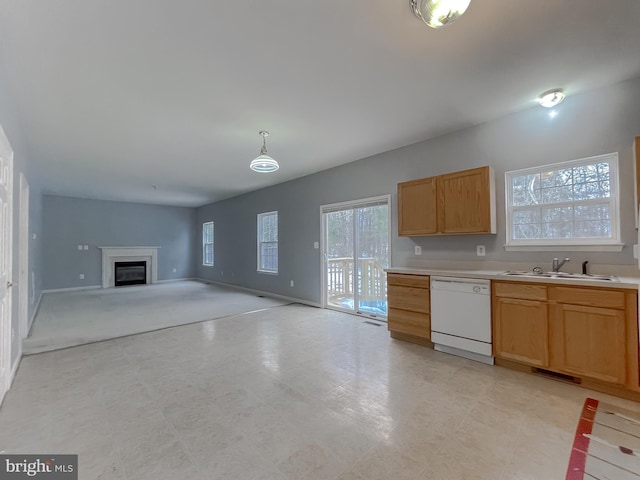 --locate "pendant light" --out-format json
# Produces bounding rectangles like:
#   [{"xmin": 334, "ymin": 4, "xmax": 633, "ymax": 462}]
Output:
[
  {"xmin": 411, "ymin": 0, "xmax": 471, "ymax": 29},
  {"xmin": 250, "ymin": 131, "xmax": 279, "ymax": 173}
]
